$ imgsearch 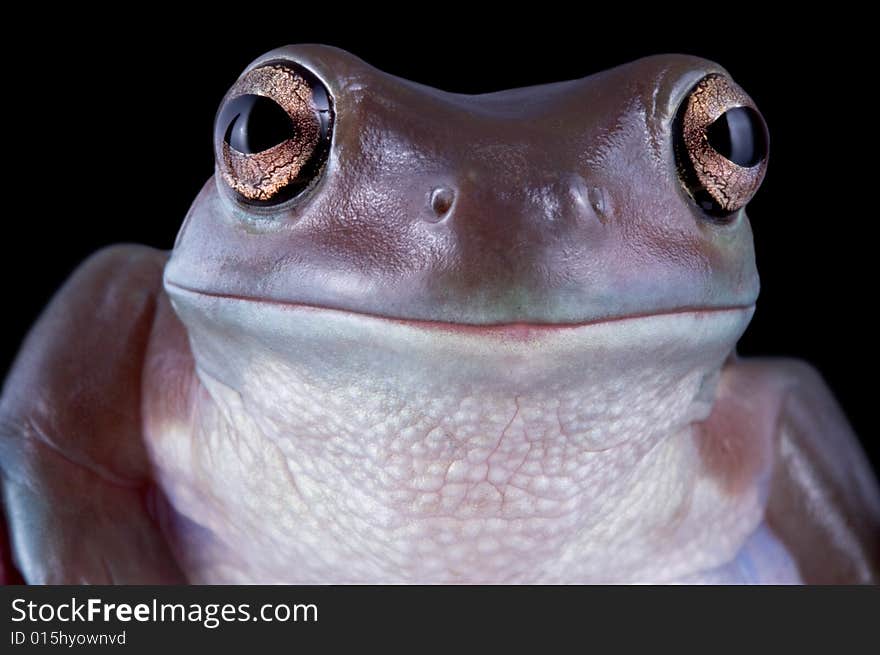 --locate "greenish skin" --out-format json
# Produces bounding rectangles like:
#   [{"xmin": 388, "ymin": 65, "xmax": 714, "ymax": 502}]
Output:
[{"xmin": 1, "ymin": 46, "xmax": 878, "ymax": 583}]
